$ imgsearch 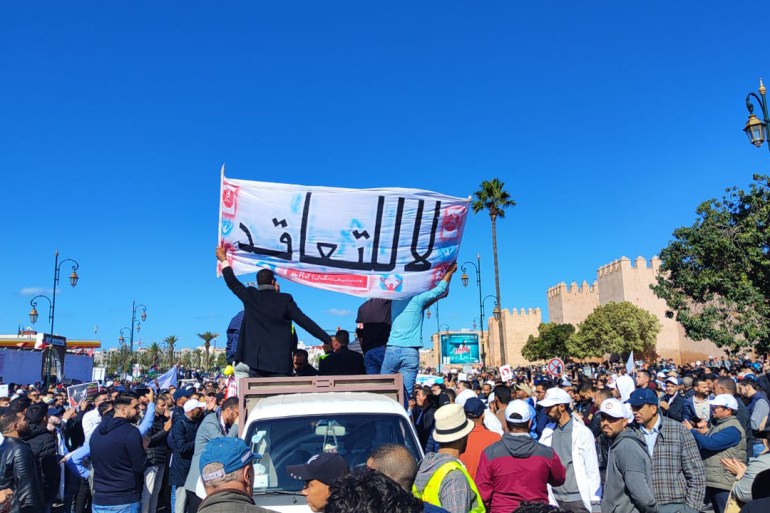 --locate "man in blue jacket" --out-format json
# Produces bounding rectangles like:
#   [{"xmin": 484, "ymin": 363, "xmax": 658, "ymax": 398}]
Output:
[{"xmin": 90, "ymin": 393, "xmax": 148, "ymax": 513}]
